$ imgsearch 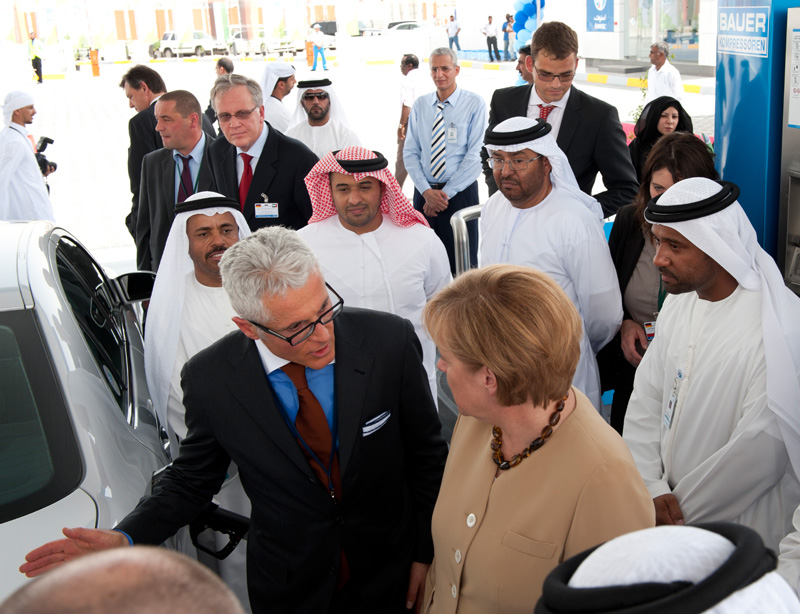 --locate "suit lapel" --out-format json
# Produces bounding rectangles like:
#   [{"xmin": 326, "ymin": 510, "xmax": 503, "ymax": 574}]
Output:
[
  {"xmin": 161, "ymin": 150, "xmax": 176, "ymax": 215},
  {"xmin": 556, "ymin": 86, "xmax": 580, "ymax": 153},
  {"xmin": 332, "ymin": 318, "xmax": 373, "ymax": 478},
  {"xmin": 517, "ymin": 84, "xmax": 534, "ymax": 116},
  {"xmin": 224, "ymin": 333, "xmax": 313, "ymax": 476},
  {"xmin": 248, "ymin": 123, "xmax": 277, "ymax": 206},
  {"xmin": 198, "ymin": 142, "xmax": 214, "ymax": 191}
]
